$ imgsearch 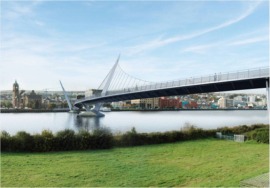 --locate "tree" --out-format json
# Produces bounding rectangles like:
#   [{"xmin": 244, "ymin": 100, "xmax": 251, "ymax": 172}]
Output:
[
  {"xmin": 27, "ymin": 101, "xmax": 35, "ymax": 109},
  {"xmin": 3, "ymin": 101, "xmax": 12, "ymax": 108},
  {"xmin": 61, "ymin": 102, "xmax": 68, "ymax": 108},
  {"xmin": 0, "ymin": 101, "xmax": 6, "ymax": 108},
  {"xmin": 48, "ymin": 103, "xmax": 57, "ymax": 110}
]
